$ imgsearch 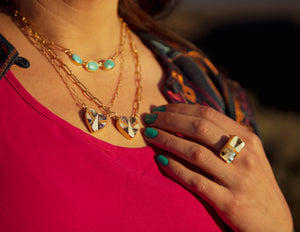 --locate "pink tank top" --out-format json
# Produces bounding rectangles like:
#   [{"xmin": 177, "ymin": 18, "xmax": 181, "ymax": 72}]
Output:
[{"xmin": 0, "ymin": 71, "xmax": 225, "ymax": 231}]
